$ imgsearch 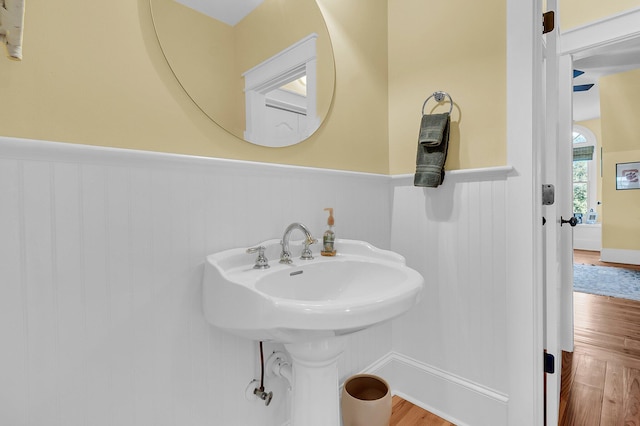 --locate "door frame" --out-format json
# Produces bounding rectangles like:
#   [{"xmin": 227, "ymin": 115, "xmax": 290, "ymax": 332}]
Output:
[
  {"xmin": 560, "ymin": 9, "xmax": 640, "ymax": 57},
  {"xmin": 505, "ymin": 1, "xmax": 545, "ymax": 424}
]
